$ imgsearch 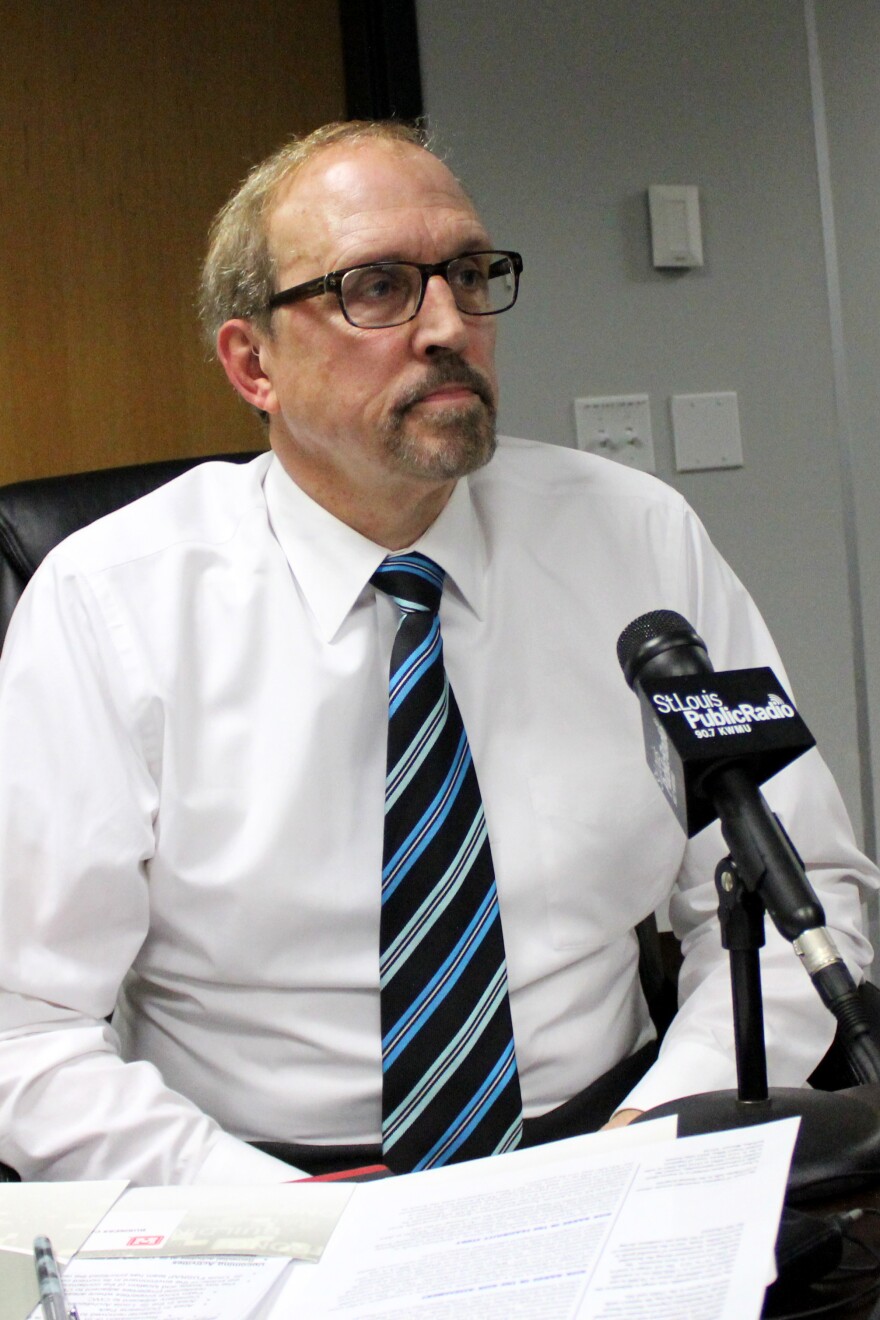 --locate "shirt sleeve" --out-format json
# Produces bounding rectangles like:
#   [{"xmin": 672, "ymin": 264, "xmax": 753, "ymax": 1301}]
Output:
[
  {"xmin": 0, "ymin": 555, "xmax": 295, "ymax": 1184},
  {"xmin": 620, "ymin": 505, "xmax": 879, "ymax": 1114}
]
